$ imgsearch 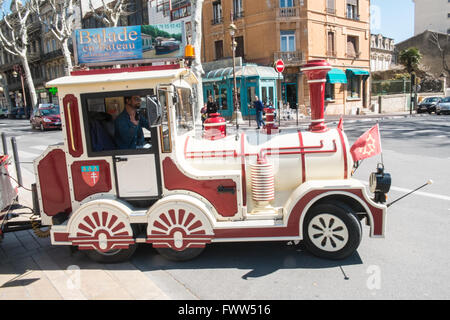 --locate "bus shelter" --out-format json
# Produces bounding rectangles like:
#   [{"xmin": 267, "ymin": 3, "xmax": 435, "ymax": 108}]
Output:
[{"xmin": 202, "ymin": 64, "xmax": 279, "ymax": 118}]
